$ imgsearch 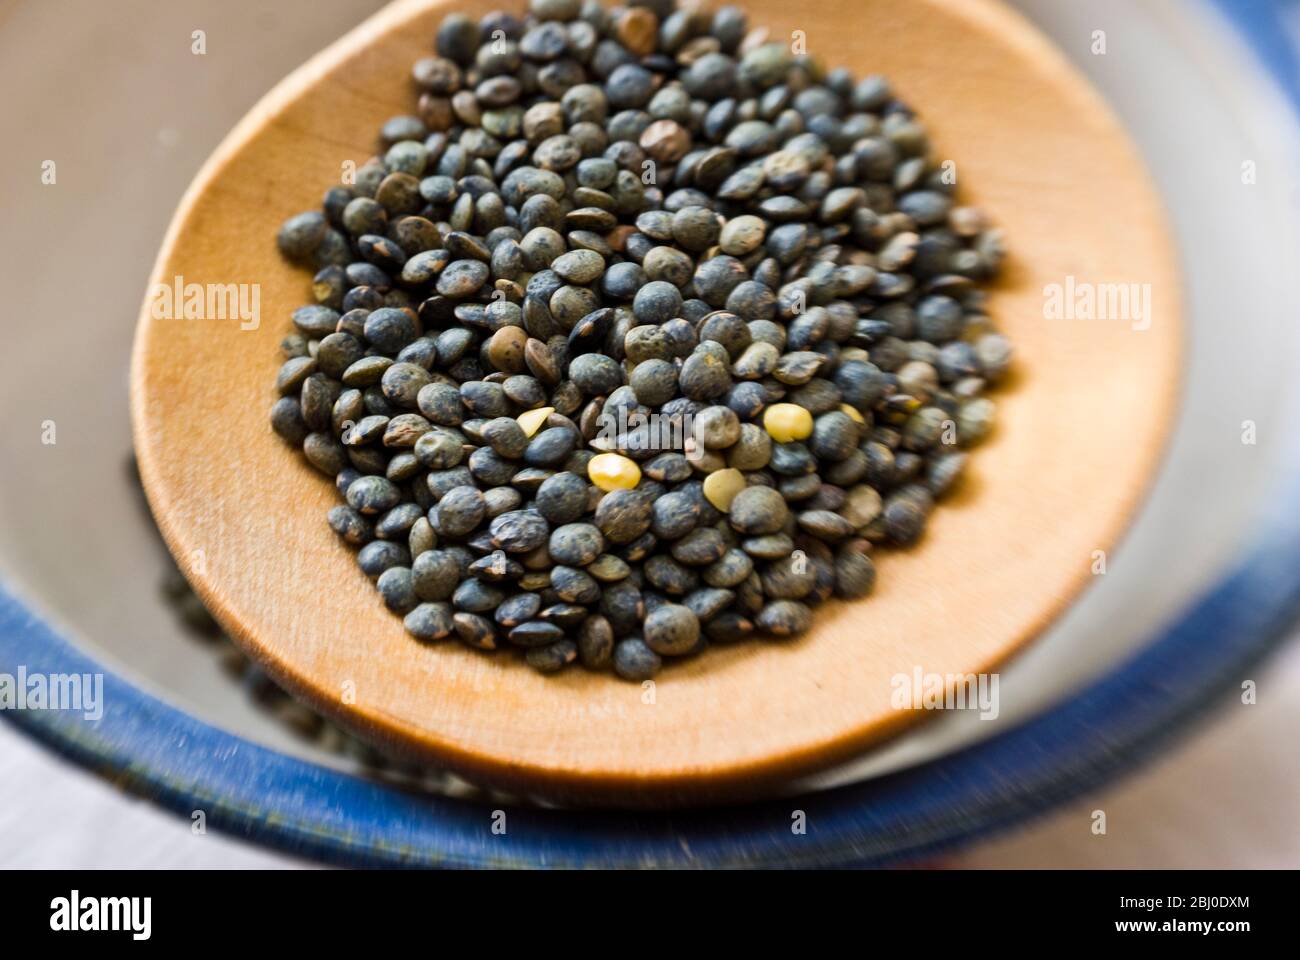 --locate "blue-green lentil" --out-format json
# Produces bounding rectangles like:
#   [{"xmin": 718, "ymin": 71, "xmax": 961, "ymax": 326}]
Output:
[{"xmin": 270, "ymin": 0, "xmax": 1012, "ymax": 679}]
